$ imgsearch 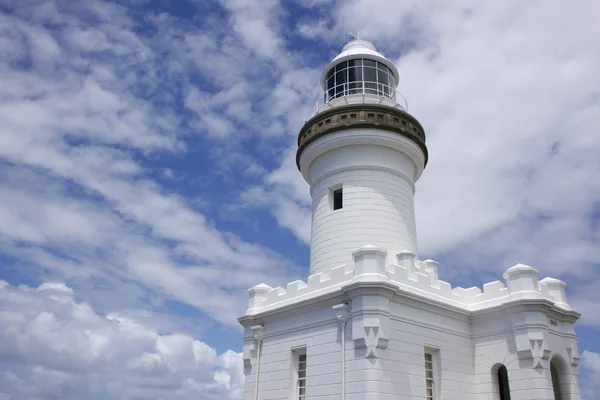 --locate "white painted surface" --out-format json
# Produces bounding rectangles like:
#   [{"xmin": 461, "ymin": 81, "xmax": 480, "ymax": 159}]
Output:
[
  {"xmin": 300, "ymin": 129, "xmax": 425, "ymax": 276},
  {"xmin": 241, "ymin": 245, "xmax": 581, "ymax": 400}
]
